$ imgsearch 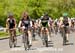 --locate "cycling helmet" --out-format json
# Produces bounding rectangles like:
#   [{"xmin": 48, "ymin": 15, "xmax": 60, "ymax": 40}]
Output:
[
  {"xmin": 44, "ymin": 12, "xmax": 48, "ymax": 16},
  {"xmin": 8, "ymin": 12, "xmax": 13, "ymax": 17},
  {"xmin": 62, "ymin": 13, "xmax": 68, "ymax": 17}
]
